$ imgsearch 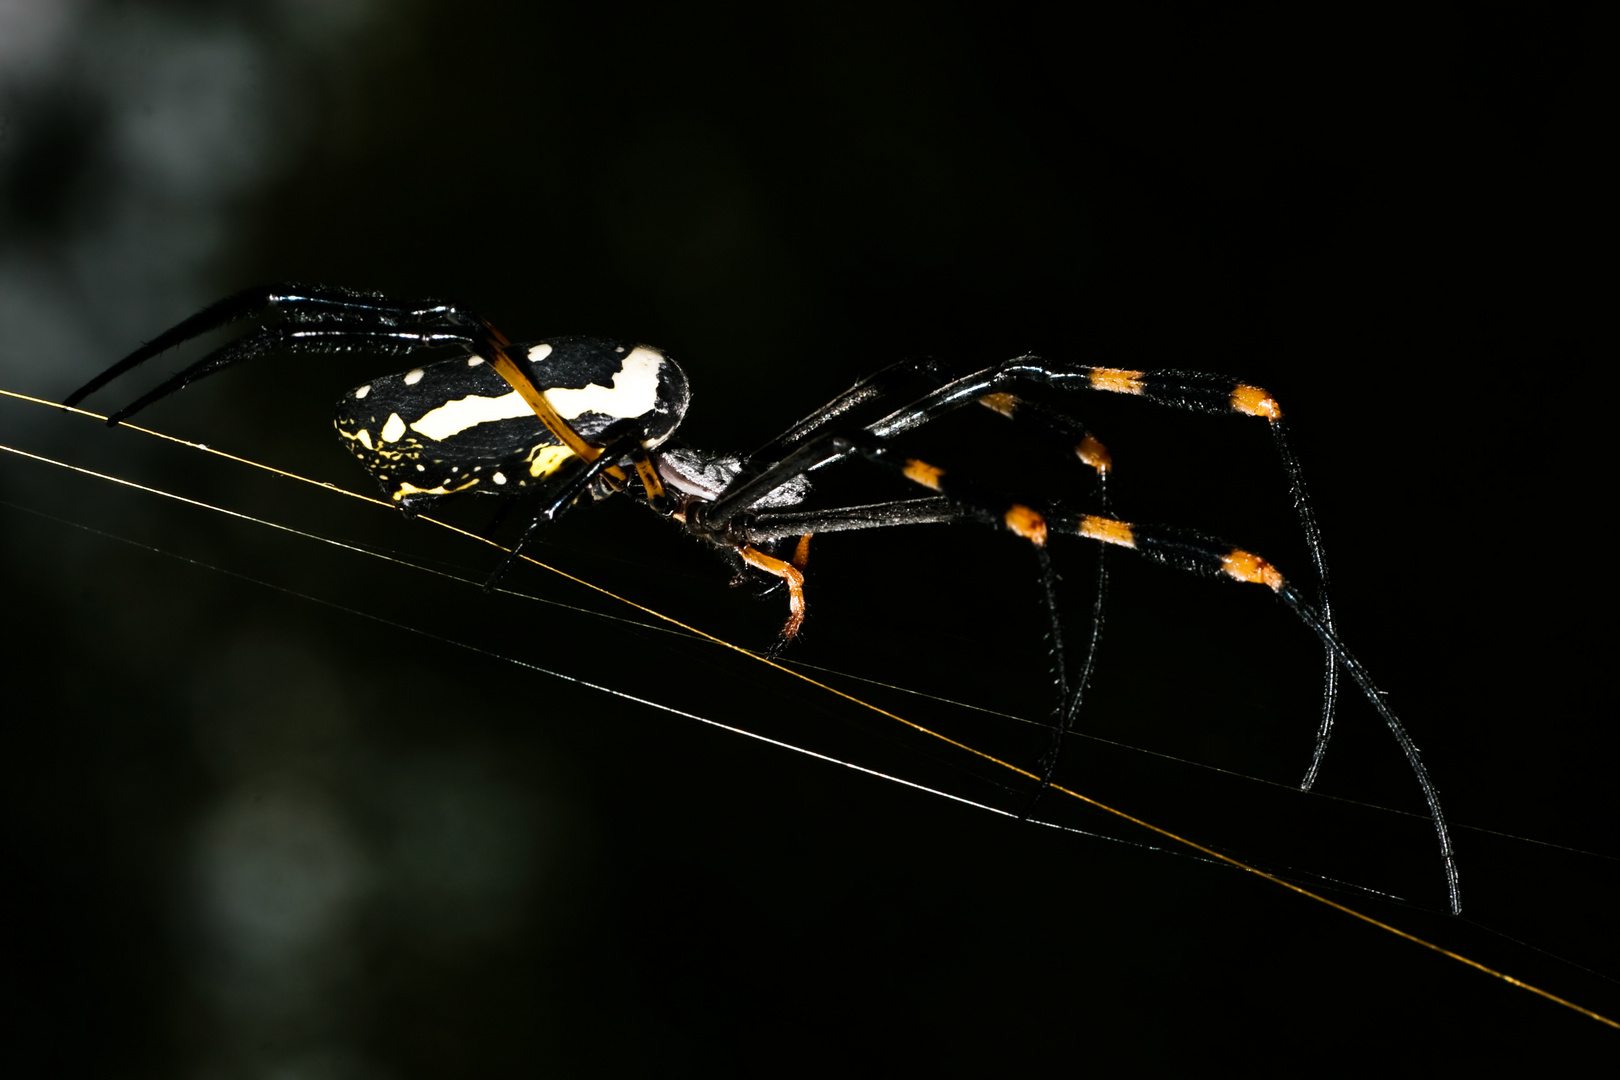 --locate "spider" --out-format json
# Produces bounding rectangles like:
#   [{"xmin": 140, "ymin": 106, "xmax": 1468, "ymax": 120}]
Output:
[{"xmin": 63, "ymin": 282, "xmax": 1460, "ymax": 913}]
